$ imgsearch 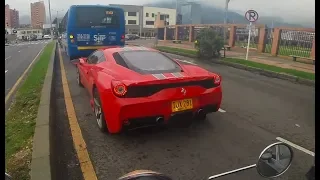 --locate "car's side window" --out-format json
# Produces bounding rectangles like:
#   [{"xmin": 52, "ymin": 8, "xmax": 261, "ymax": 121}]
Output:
[
  {"xmin": 87, "ymin": 52, "xmax": 95, "ymax": 64},
  {"xmin": 97, "ymin": 52, "xmax": 106, "ymax": 63},
  {"xmin": 88, "ymin": 51, "xmax": 99, "ymax": 64}
]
